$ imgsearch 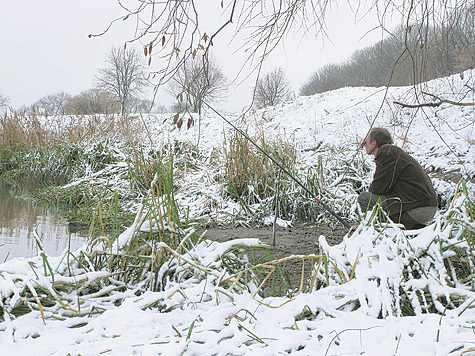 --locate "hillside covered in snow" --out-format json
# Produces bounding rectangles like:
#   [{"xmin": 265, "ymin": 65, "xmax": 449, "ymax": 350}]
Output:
[{"xmin": 1, "ymin": 70, "xmax": 475, "ymax": 355}]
